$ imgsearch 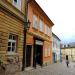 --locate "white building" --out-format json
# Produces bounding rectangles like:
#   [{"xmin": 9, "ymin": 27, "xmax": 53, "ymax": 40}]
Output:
[{"xmin": 52, "ymin": 33, "xmax": 61, "ymax": 63}]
